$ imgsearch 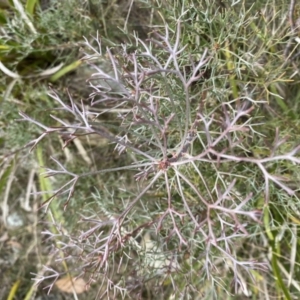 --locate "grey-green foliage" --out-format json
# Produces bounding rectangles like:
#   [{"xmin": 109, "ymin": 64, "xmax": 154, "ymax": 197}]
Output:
[{"xmin": 11, "ymin": 0, "xmax": 300, "ymax": 299}]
